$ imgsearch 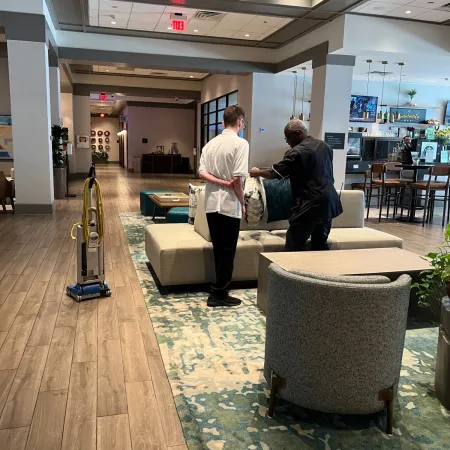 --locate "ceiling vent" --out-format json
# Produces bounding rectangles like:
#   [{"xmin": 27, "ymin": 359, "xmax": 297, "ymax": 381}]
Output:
[
  {"xmin": 194, "ymin": 11, "xmax": 225, "ymax": 21},
  {"xmin": 150, "ymin": 71, "xmax": 168, "ymax": 76}
]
